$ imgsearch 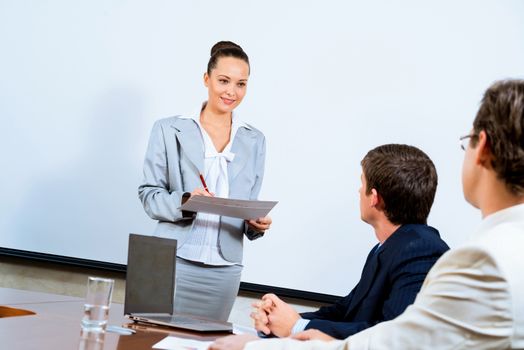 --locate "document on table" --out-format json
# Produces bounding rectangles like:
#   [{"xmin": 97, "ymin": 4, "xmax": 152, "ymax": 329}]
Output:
[
  {"xmin": 152, "ymin": 325, "xmax": 257, "ymax": 349},
  {"xmin": 233, "ymin": 324, "xmax": 258, "ymax": 335},
  {"xmin": 179, "ymin": 196, "xmax": 278, "ymax": 220},
  {"xmin": 153, "ymin": 336, "xmax": 212, "ymax": 350}
]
